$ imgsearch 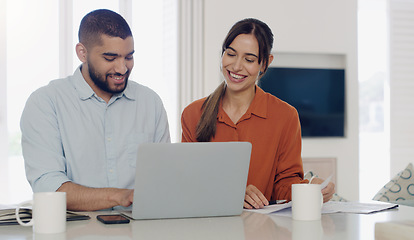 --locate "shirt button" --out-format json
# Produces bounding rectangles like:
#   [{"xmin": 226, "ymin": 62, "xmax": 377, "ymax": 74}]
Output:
[
  {"xmin": 109, "ymin": 169, "xmax": 114, "ymax": 173},
  {"xmin": 107, "ymin": 137, "xmax": 112, "ymax": 141}
]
